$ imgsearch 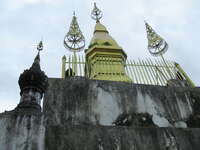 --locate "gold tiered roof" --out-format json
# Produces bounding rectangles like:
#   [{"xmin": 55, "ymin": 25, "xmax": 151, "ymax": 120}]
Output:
[{"xmin": 88, "ymin": 22, "xmax": 122, "ymax": 50}]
